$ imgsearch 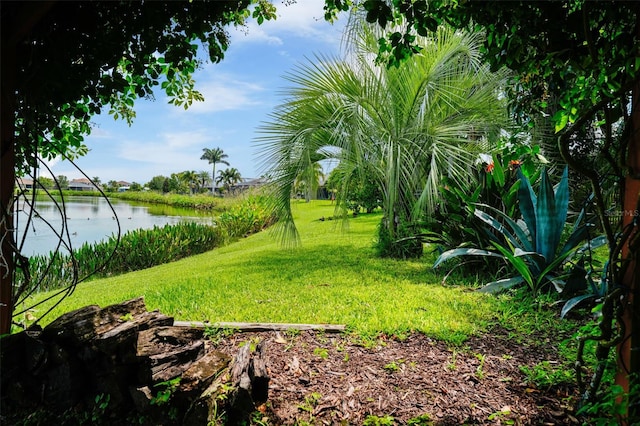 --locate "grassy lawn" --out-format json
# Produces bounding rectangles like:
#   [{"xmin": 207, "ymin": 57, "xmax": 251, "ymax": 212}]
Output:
[{"xmin": 29, "ymin": 200, "xmax": 502, "ymax": 344}]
